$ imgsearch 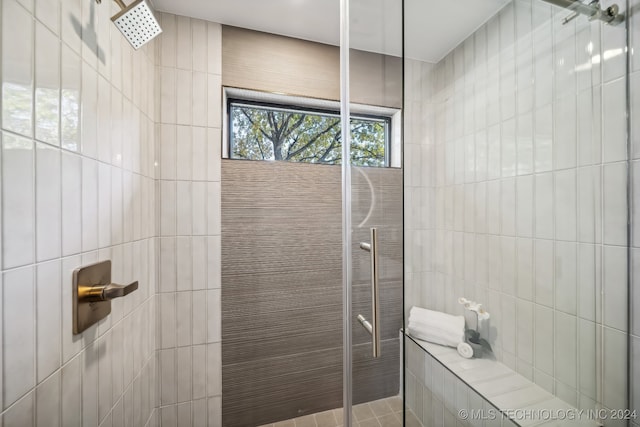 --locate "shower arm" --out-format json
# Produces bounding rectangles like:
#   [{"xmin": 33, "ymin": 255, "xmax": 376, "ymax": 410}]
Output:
[
  {"xmin": 94, "ymin": 0, "xmax": 129, "ymax": 9},
  {"xmin": 540, "ymin": 0, "xmax": 624, "ymax": 25}
]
